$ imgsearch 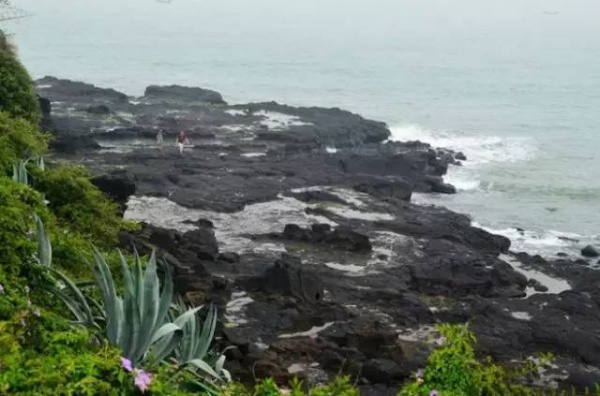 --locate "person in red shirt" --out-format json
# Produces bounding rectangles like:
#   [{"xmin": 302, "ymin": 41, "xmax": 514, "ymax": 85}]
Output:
[{"xmin": 176, "ymin": 130, "xmax": 188, "ymax": 154}]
